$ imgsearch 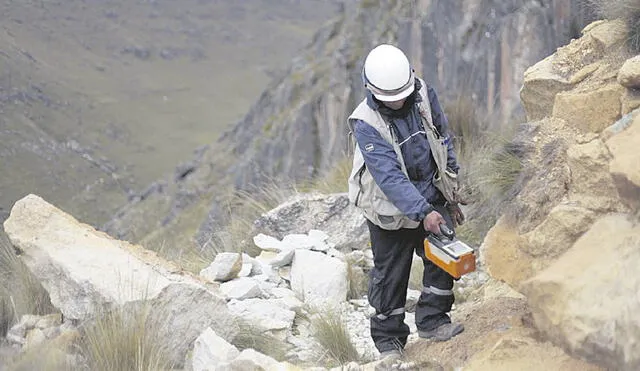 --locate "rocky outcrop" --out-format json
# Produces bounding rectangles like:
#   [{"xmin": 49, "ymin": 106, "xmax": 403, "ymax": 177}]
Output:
[
  {"xmin": 482, "ymin": 18, "xmax": 640, "ymax": 371},
  {"xmin": 2, "ymin": 194, "xmax": 236, "ymax": 367},
  {"xmin": 3, "ymin": 190, "xmax": 604, "ymax": 370},
  {"xmin": 483, "ymin": 20, "xmax": 636, "ymax": 287},
  {"xmin": 251, "ymin": 193, "xmax": 369, "ymax": 253}
]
